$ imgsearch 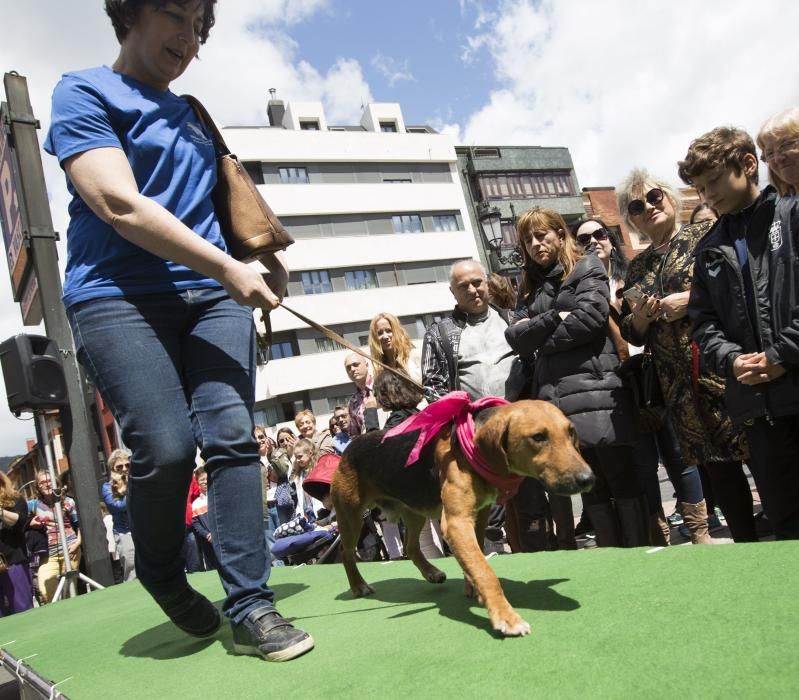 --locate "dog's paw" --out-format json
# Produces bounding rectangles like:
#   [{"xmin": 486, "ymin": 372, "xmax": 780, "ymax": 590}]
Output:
[
  {"xmin": 492, "ymin": 612, "xmax": 531, "ymax": 637},
  {"xmin": 425, "ymin": 569, "xmax": 446, "ymax": 585},
  {"xmin": 351, "ymin": 583, "xmax": 375, "ymax": 598}
]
